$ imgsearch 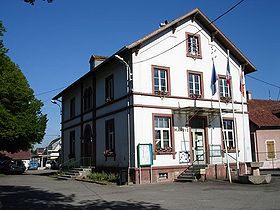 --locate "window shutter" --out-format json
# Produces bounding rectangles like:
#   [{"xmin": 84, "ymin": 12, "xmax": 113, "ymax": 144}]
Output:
[{"xmin": 267, "ymin": 141, "xmax": 275, "ymax": 159}]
